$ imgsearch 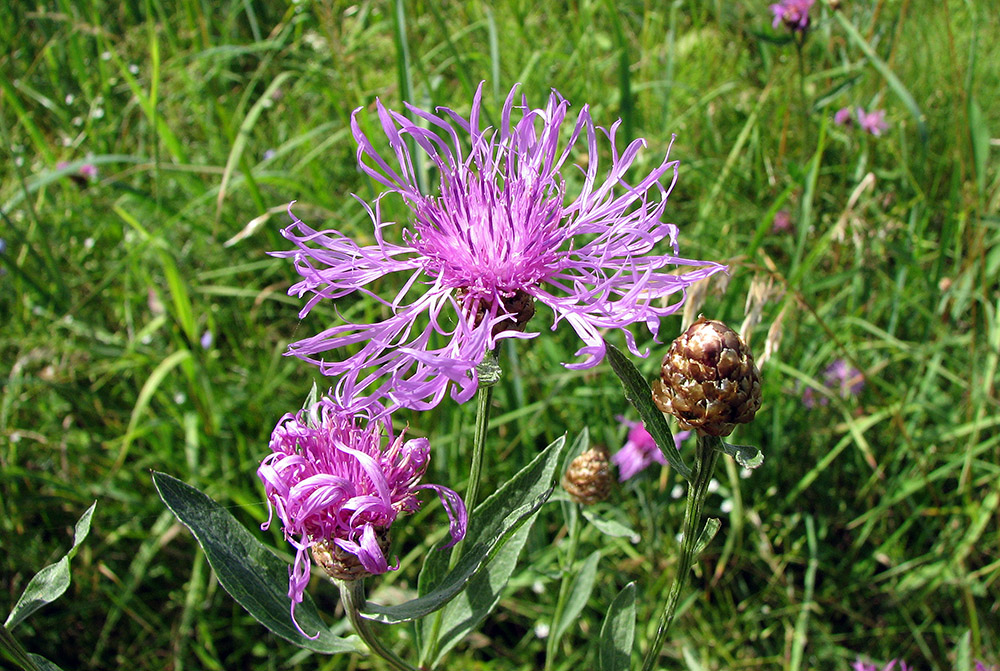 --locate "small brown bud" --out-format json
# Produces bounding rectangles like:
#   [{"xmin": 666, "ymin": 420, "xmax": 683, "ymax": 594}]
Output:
[
  {"xmin": 561, "ymin": 446, "xmax": 612, "ymax": 505},
  {"xmin": 312, "ymin": 528, "xmax": 391, "ymax": 581},
  {"xmin": 653, "ymin": 317, "xmax": 762, "ymax": 437}
]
